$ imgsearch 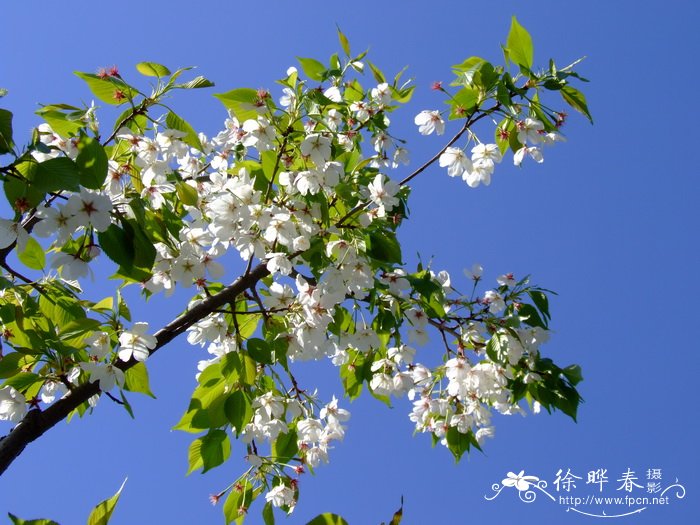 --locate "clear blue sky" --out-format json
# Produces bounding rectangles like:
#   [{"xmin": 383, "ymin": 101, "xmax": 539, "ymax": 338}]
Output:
[{"xmin": 1, "ymin": 1, "xmax": 698, "ymax": 524}]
